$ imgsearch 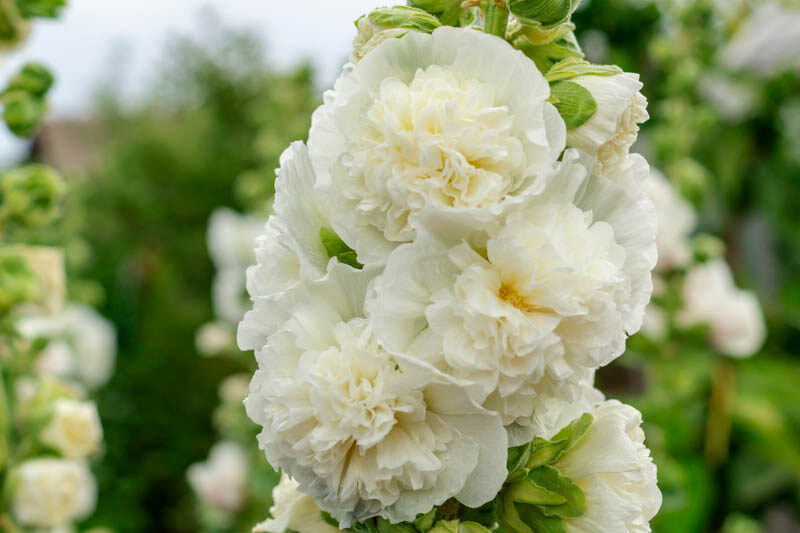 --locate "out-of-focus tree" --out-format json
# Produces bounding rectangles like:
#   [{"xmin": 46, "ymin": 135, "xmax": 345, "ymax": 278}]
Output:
[{"xmin": 55, "ymin": 19, "xmax": 317, "ymax": 532}]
